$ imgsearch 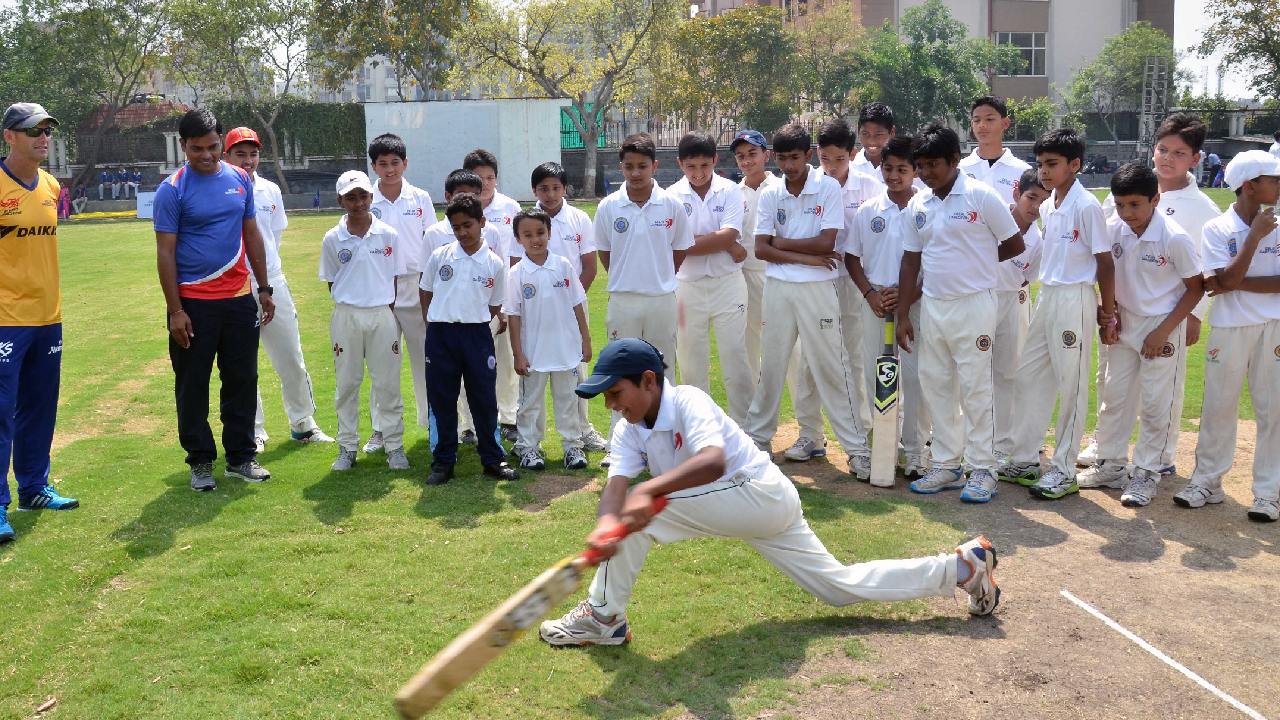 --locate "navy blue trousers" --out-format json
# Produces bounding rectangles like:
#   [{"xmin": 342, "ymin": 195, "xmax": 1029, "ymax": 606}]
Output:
[
  {"xmin": 425, "ymin": 322, "xmax": 503, "ymax": 466},
  {"xmin": 0, "ymin": 324, "xmax": 61, "ymax": 507}
]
